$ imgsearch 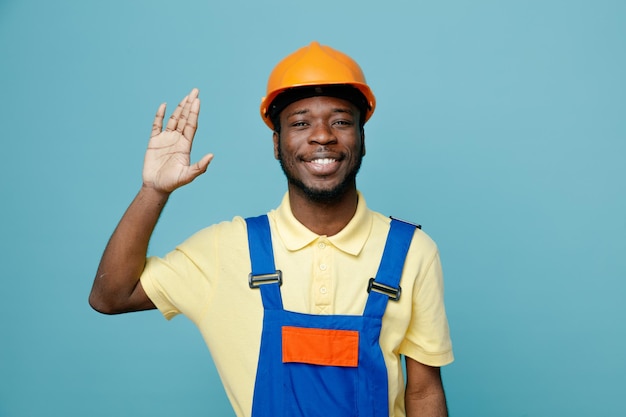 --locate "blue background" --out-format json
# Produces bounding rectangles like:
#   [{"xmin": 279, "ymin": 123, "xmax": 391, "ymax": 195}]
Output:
[{"xmin": 1, "ymin": 0, "xmax": 624, "ymax": 415}]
